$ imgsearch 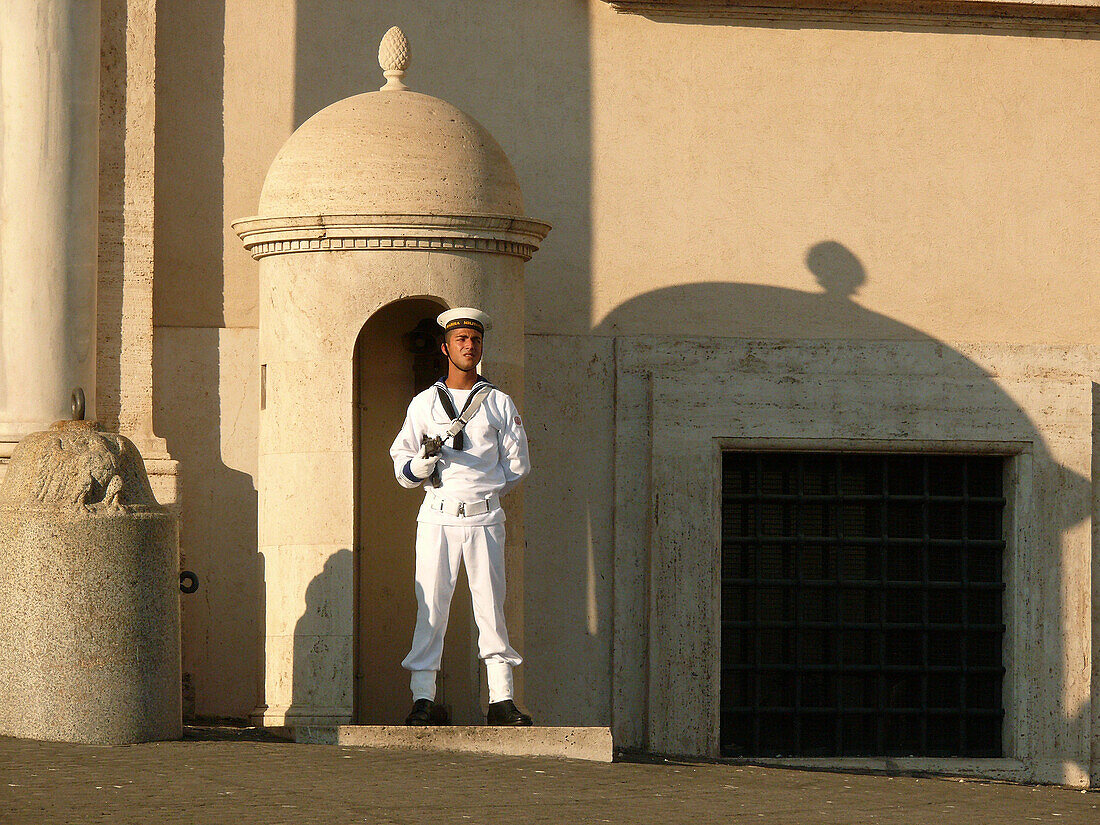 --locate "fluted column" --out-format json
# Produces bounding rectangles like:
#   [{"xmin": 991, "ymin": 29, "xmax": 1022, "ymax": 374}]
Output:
[{"xmin": 0, "ymin": 0, "xmax": 100, "ymax": 454}]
